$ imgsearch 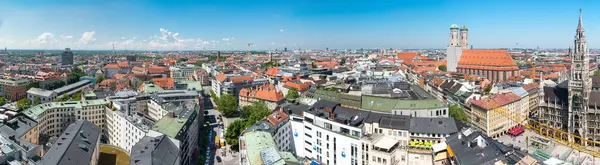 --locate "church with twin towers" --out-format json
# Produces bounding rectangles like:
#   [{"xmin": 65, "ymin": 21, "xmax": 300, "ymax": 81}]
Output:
[{"xmin": 446, "ymin": 24, "xmax": 469, "ymax": 72}]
